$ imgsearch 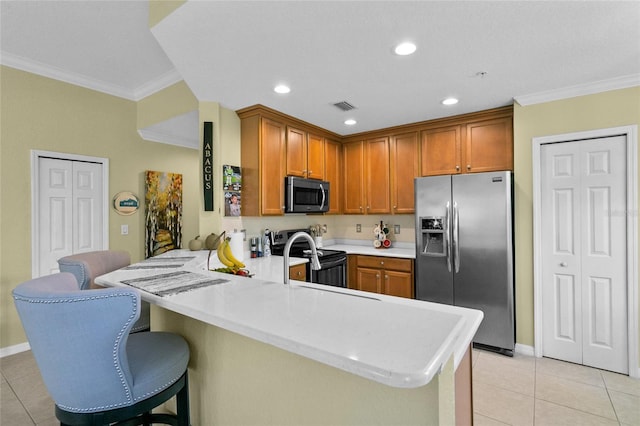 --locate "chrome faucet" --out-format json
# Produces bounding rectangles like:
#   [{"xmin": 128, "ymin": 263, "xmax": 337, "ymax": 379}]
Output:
[{"xmin": 283, "ymin": 232, "xmax": 321, "ymax": 284}]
